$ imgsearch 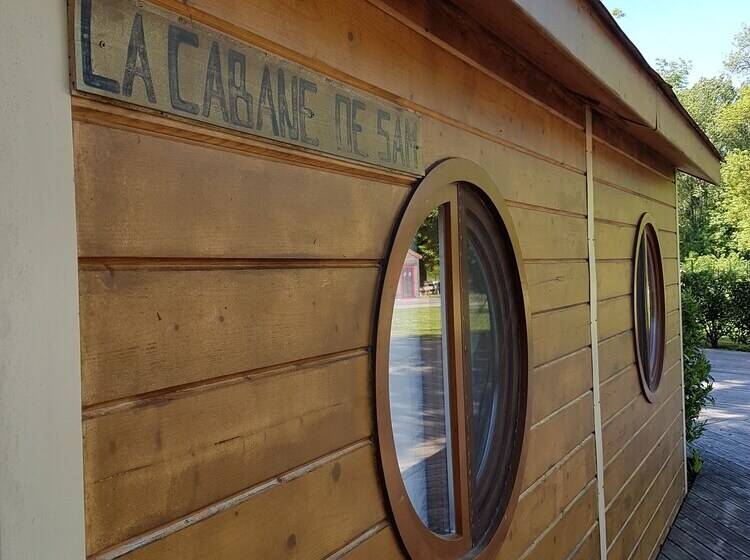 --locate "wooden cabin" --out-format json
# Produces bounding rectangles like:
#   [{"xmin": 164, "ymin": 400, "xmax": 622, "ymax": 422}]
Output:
[{"xmin": 0, "ymin": 1, "xmax": 722, "ymax": 559}]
